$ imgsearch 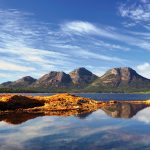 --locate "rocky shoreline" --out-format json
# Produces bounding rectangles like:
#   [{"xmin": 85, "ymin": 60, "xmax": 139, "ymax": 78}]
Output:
[
  {"xmin": 0, "ymin": 93, "xmax": 150, "ymax": 116},
  {"xmin": 0, "ymin": 93, "xmax": 150, "ymax": 125},
  {"xmin": 0, "ymin": 93, "xmax": 101, "ymax": 114}
]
